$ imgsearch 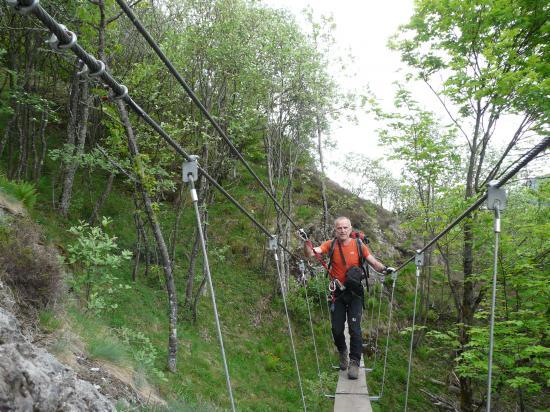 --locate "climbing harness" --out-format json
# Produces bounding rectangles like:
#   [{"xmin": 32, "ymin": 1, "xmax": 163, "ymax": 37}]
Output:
[
  {"xmin": 269, "ymin": 237, "xmax": 307, "ymax": 411},
  {"xmin": 299, "ymin": 260, "xmax": 321, "ymax": 378},
  {"xmin": 486, "ymin": 181, "xmax": 506, "ymax": 412},
  {"xmin": 183, "ymin": 158, "xmax": 236, "ymax": 412}
]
